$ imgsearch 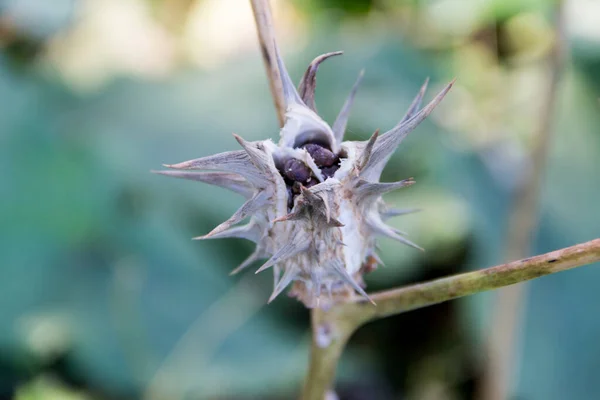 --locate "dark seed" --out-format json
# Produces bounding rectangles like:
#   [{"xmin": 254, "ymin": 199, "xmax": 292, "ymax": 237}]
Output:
[
  {"xmin": 304, "ymin": 178, "xmax": 317, "ymax": 188},
  {"xmin": 283, "ymin": 158, "xmax": 311, "ymax": 182},
  {"xmin": 292, "ymin": 181, "xmax": 303, "ymax": 194},
  {"xmin": 286, "ymin": 185, "xmax": 294, "ymax": 210},
  {"xmin": 304, "ymin": 143, "xmax": 337, "ymax": 167},
  {"xmin": 321, "ymin": 165, "xmax": 340, "ymax": 178}
]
